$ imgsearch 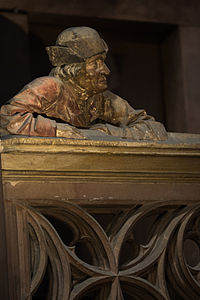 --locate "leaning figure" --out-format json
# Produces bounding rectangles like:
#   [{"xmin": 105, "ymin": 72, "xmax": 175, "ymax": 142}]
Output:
[{"xmin": 0, "ymin": 26, "xmax": 167, "ymax": 140}]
